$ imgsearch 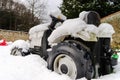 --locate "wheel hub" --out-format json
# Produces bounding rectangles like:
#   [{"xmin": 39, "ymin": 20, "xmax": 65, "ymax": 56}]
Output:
[
  {"xmin": 53, "ymin": 54, "xmax": 77, "ymax": 79},
  {"xmin": 60, "ymin": 64, "xmax": 68, "ymax": 74}
]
